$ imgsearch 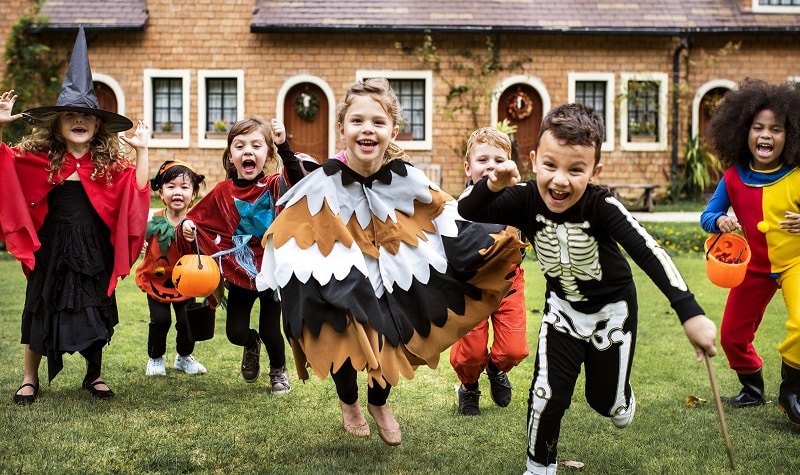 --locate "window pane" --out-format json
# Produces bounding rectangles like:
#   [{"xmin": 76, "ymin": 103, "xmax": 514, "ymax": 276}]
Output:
[
  {"xmin": 389, "ymin": 78, "xmax": 426, "ymax": 140},
  {"xmin": 575, "ymin": 81, "xmax": 607, "ymax": 134},
  {"xmin": 627, "ymin": 80, "xmax": 659, "ymax": 140},
  {"xmin": 153, "ymin": 78, "xmax": 182, "ymax": 132},
  {"xmin": 206, "ymin": 78, "xmax": 238, "ymax": 131}
]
